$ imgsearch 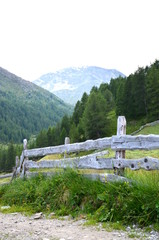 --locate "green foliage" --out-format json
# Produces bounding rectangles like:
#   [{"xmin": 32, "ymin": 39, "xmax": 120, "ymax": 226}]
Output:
[
  {"xmin": 36, "ymin": 129, "xmax": 48, "ymax": 148},
  {"xmin": 0, "ymin": 170, "xmax": 105, "ymax": 216},
  {"xmin": 0, "ymin": 68, "xmax": 73, "ymax": 143},
  {"xmin": 1, "ymin": 169, "xmax": 159, "ymax": 227},
  {"xmin": 72, "ymin": 92, "xmax": 88, "ymax": 126},
  {"xmin": 82, "ymin": 91, "xmax": 110, "ymax": 139},
  {"xmin": 5, "ymin": 143, "xmax": 16, "ymax": 172},
  {"xmin": 0, "ymin": 143, "xmax": 22, "ymax": 172},
  {"xmin": 146, "ymin": 61, "xmax": 159, "ymax": 120},
  {"xmin": 111, "ymin": 60, "xmax": 159, "ymax": 122},
  {"xmin": 36, "ymin": 85, "xmax": 116, "ymax": 147}
]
